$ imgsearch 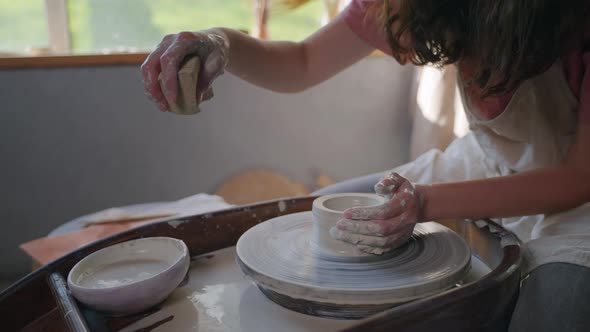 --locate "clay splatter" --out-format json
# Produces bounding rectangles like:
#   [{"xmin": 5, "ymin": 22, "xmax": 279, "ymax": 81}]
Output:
[
  {"xmin": 278, "ymin": 201, "xmax": 287, "ymax": 212},
  {"xmin": 168, "ymin": 220, "xmax": 186, "ymax": 229}
]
